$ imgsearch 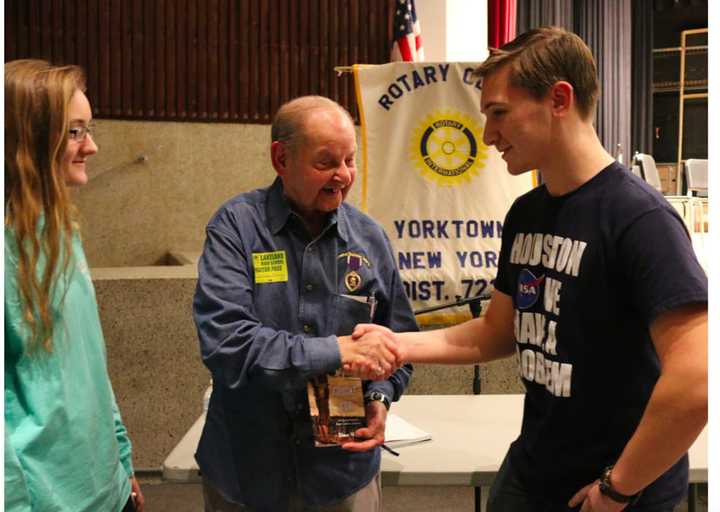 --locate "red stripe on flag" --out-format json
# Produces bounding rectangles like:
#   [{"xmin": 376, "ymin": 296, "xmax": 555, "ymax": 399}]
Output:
[{"xmin": 398, "ymin": 36, "xmax": 414, "ymax": 62}]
